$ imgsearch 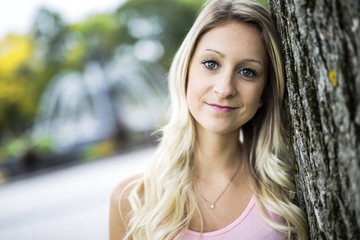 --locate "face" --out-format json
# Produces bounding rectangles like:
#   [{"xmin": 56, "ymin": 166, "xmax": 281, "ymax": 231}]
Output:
[{"xmin": 186, "ymin": 21, "xmax": 269, "ymax": 135}]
